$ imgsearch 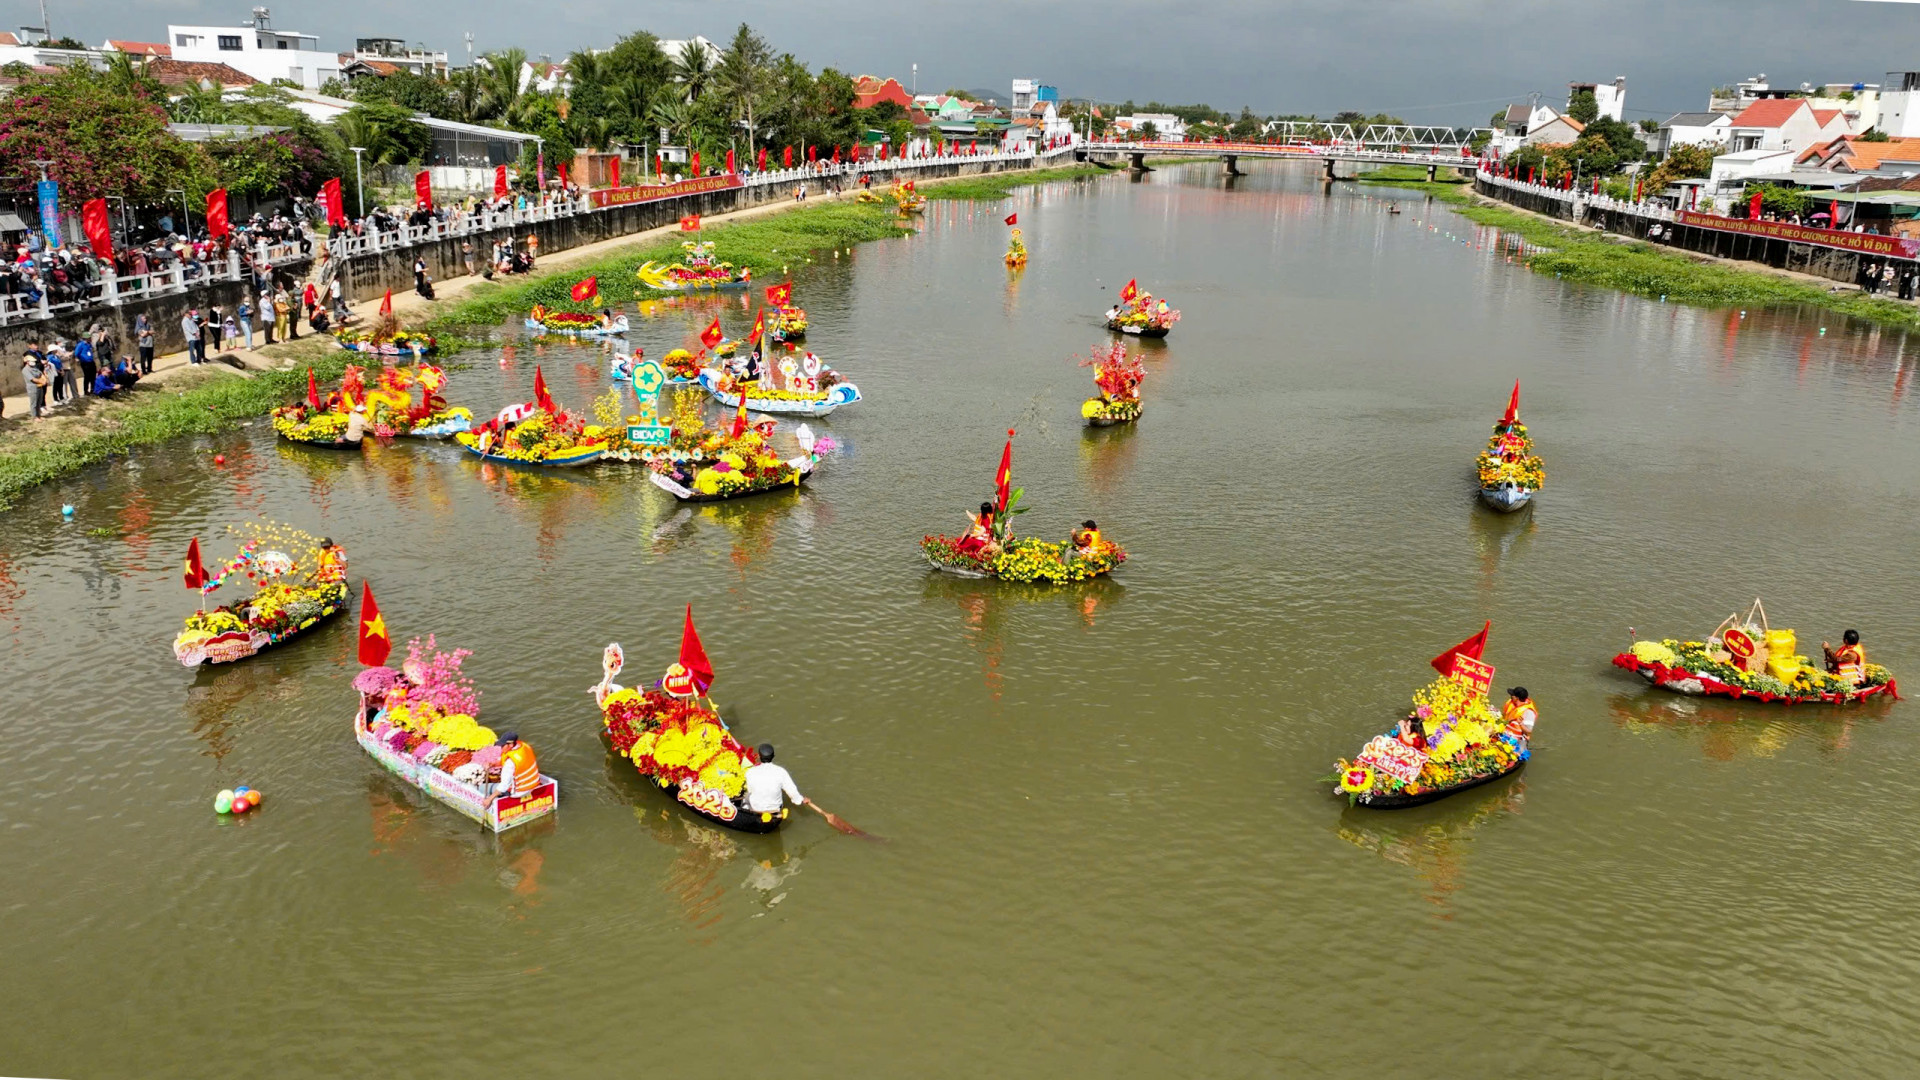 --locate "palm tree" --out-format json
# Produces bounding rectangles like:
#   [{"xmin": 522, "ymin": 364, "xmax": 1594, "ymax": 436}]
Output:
[
  {"xmin": 669, "ymin": 40, "xmax": 713, "ymax": 104},
  {"xmin": 715, "ymin": 24, "xmax": 774, "ymax": 157},
  {"xmin": 167, "ymin": 80, "xmax": 229, "ymax": 123},
  {"xmin": 447, "ymin": 67, "xmax": 485, "ymax": 124},
  {"xmin": 476, "ymin": 47, "xmax": 528, "ymax": 126},
  {"xmin": 649, "ymin": 100, "xmax": 692, "ymax": 143},
  {"xmin": 607, "ymin": 77, "xmax": 652, "ymax": 135}
]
